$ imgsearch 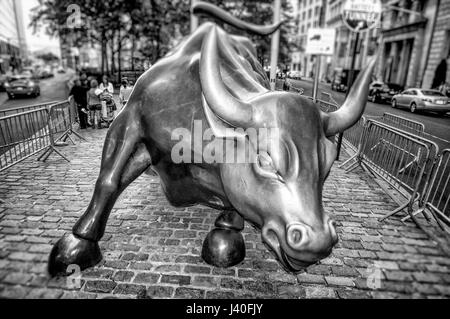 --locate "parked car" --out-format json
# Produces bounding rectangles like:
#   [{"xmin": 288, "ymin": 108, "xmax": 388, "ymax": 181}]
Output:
[
  {"xmin": 368, "ymin": 82, "xmax": 404, "ymax": 104},
  {"xmin": 287, "ymin": 71, "xmax": 302, "ymax": 80},
  {"xmin": 331, "ymin": 69, "xmax": 360, "ymax": 93},
  {"xmin": 4, "ymin": 74, "xmax": 41, "ymax": 99},
  {"xmin": 37, "ymin": 70, "xmax": 54, "ymax": 79},
  {"xmin": 391, "ymin": 89, "xmax": 450, "ymax": 115},
  {"xmin": 57, "ymin": 67, "xmax": 66, "ymax": 74}
]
